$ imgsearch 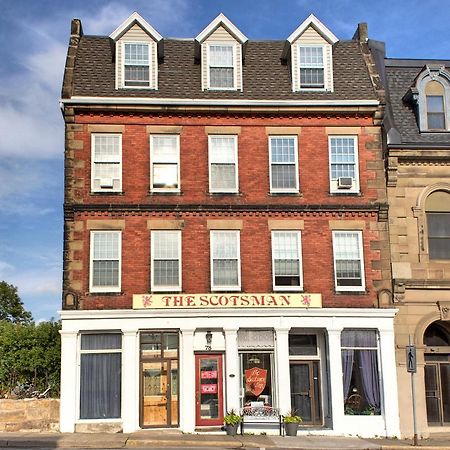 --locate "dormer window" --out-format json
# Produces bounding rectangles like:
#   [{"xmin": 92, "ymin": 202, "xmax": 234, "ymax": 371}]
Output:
[
  {"xmin": 285, "ymin": 15, "xmax": 338, "ymax": 93},
  {"xmin": 299, "ymin": 46, "xmax": 324, "ymax": 89},
  {"xmin": 208, "ymin": 44, "xmax": 235, "ymax": 89},
  {"xmin": 411, "ymin": 66, "xmax": 450, "ymax": 132},
  {"xmin": 124, "ymin": 43, "xmax": 150, "ymax": 87},
  {"xmin": 195, "ymin": 13, "xmax": 247, "ymax": 92},
  {"xmin": 427, "ymin": 95, "xmax": 445, "ymax": 129},
  {"xmin": 109, "ymin": 12, "xmax": 162, "ymax": 90}
]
